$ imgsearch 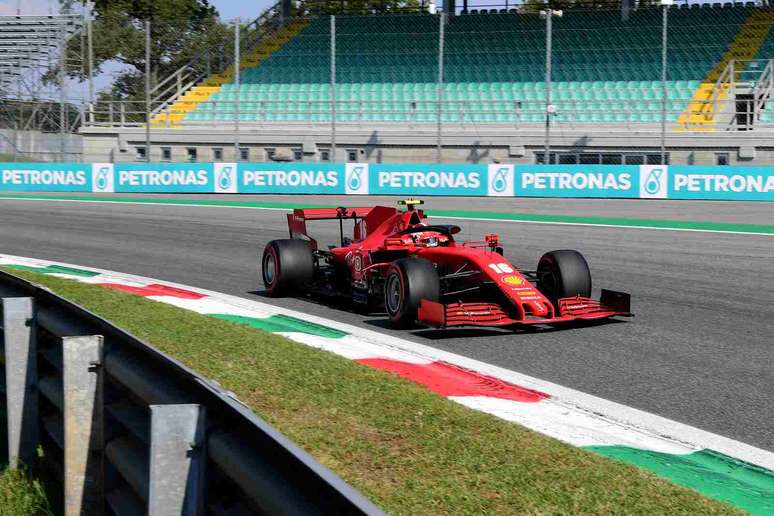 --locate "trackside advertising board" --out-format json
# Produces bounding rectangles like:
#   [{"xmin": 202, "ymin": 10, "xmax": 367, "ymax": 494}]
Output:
[
  {"xmin": 111, "ymin": 163, "xmax": 214, "ymax": 193},
  {"xmin": 668, "ymin": 166, "xmax": 774, "ymax": 201},
  {"xmin": 236, "ymin": 162, "xmax": 345, "ymax": 194},
  {"xmin": 0, "ymin": 163, "xmax": 93, "ymax": 192},
  {"xmin": 514, "ymin": 165, "xmax": 639, "ymax": 198},
  {"xmin": 1, "ymin": 162, "xmax": 772, "ymax": 200},
  {"xmin": 367, "ymin": 164, "xmax": 489, "ymax": 196}
]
